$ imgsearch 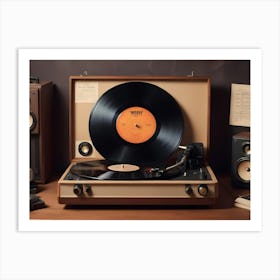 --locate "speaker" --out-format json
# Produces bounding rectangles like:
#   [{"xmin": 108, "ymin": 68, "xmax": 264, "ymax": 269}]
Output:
[
  {"xmin": 30, "ymin": 81, "xmax": 53, "ymax": 183},
  {"xmin": 231, "ymin": 131, "xmax": 250, "ymax": 188}
]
